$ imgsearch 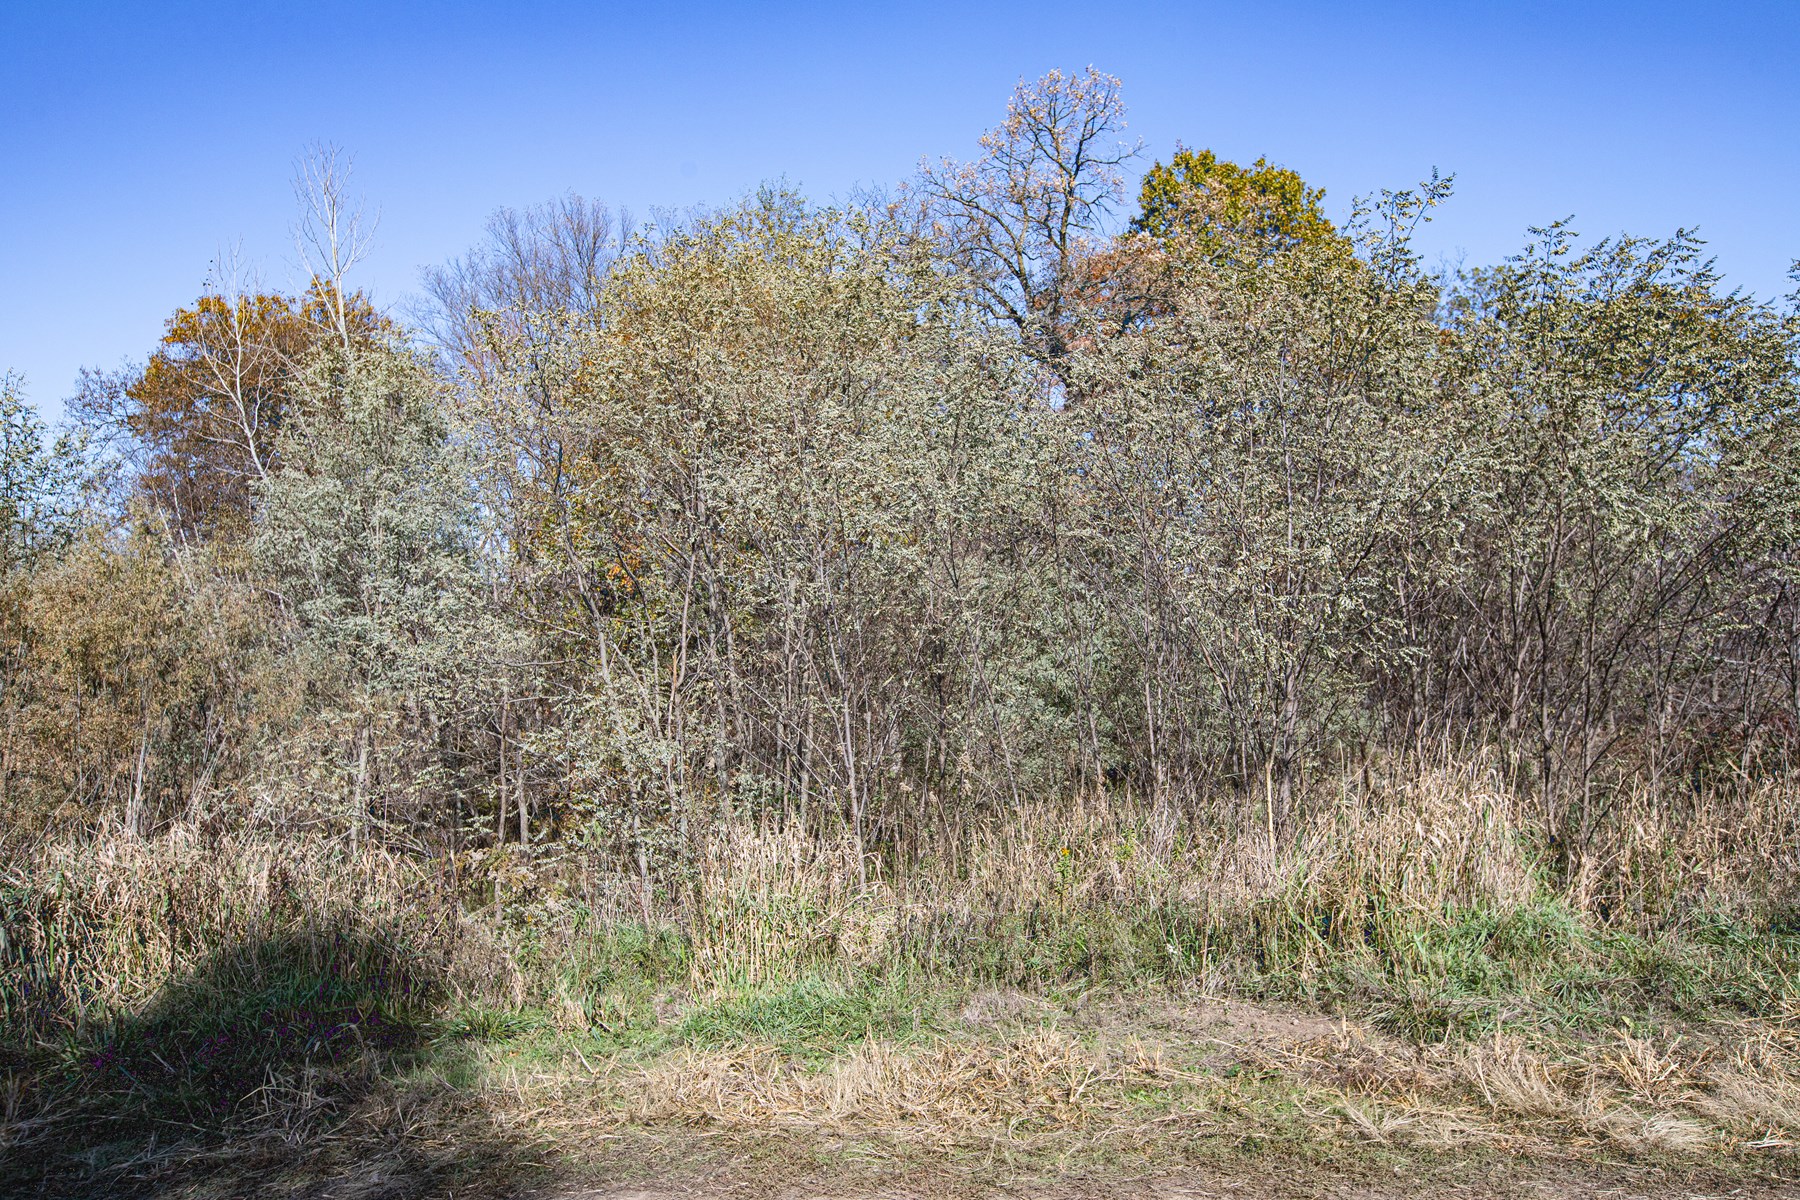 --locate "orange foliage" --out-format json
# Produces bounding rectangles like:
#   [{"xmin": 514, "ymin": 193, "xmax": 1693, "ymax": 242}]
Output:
[{"xmin": 124, "ymin": 281, "xmax": 390, "ymax": 538}]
